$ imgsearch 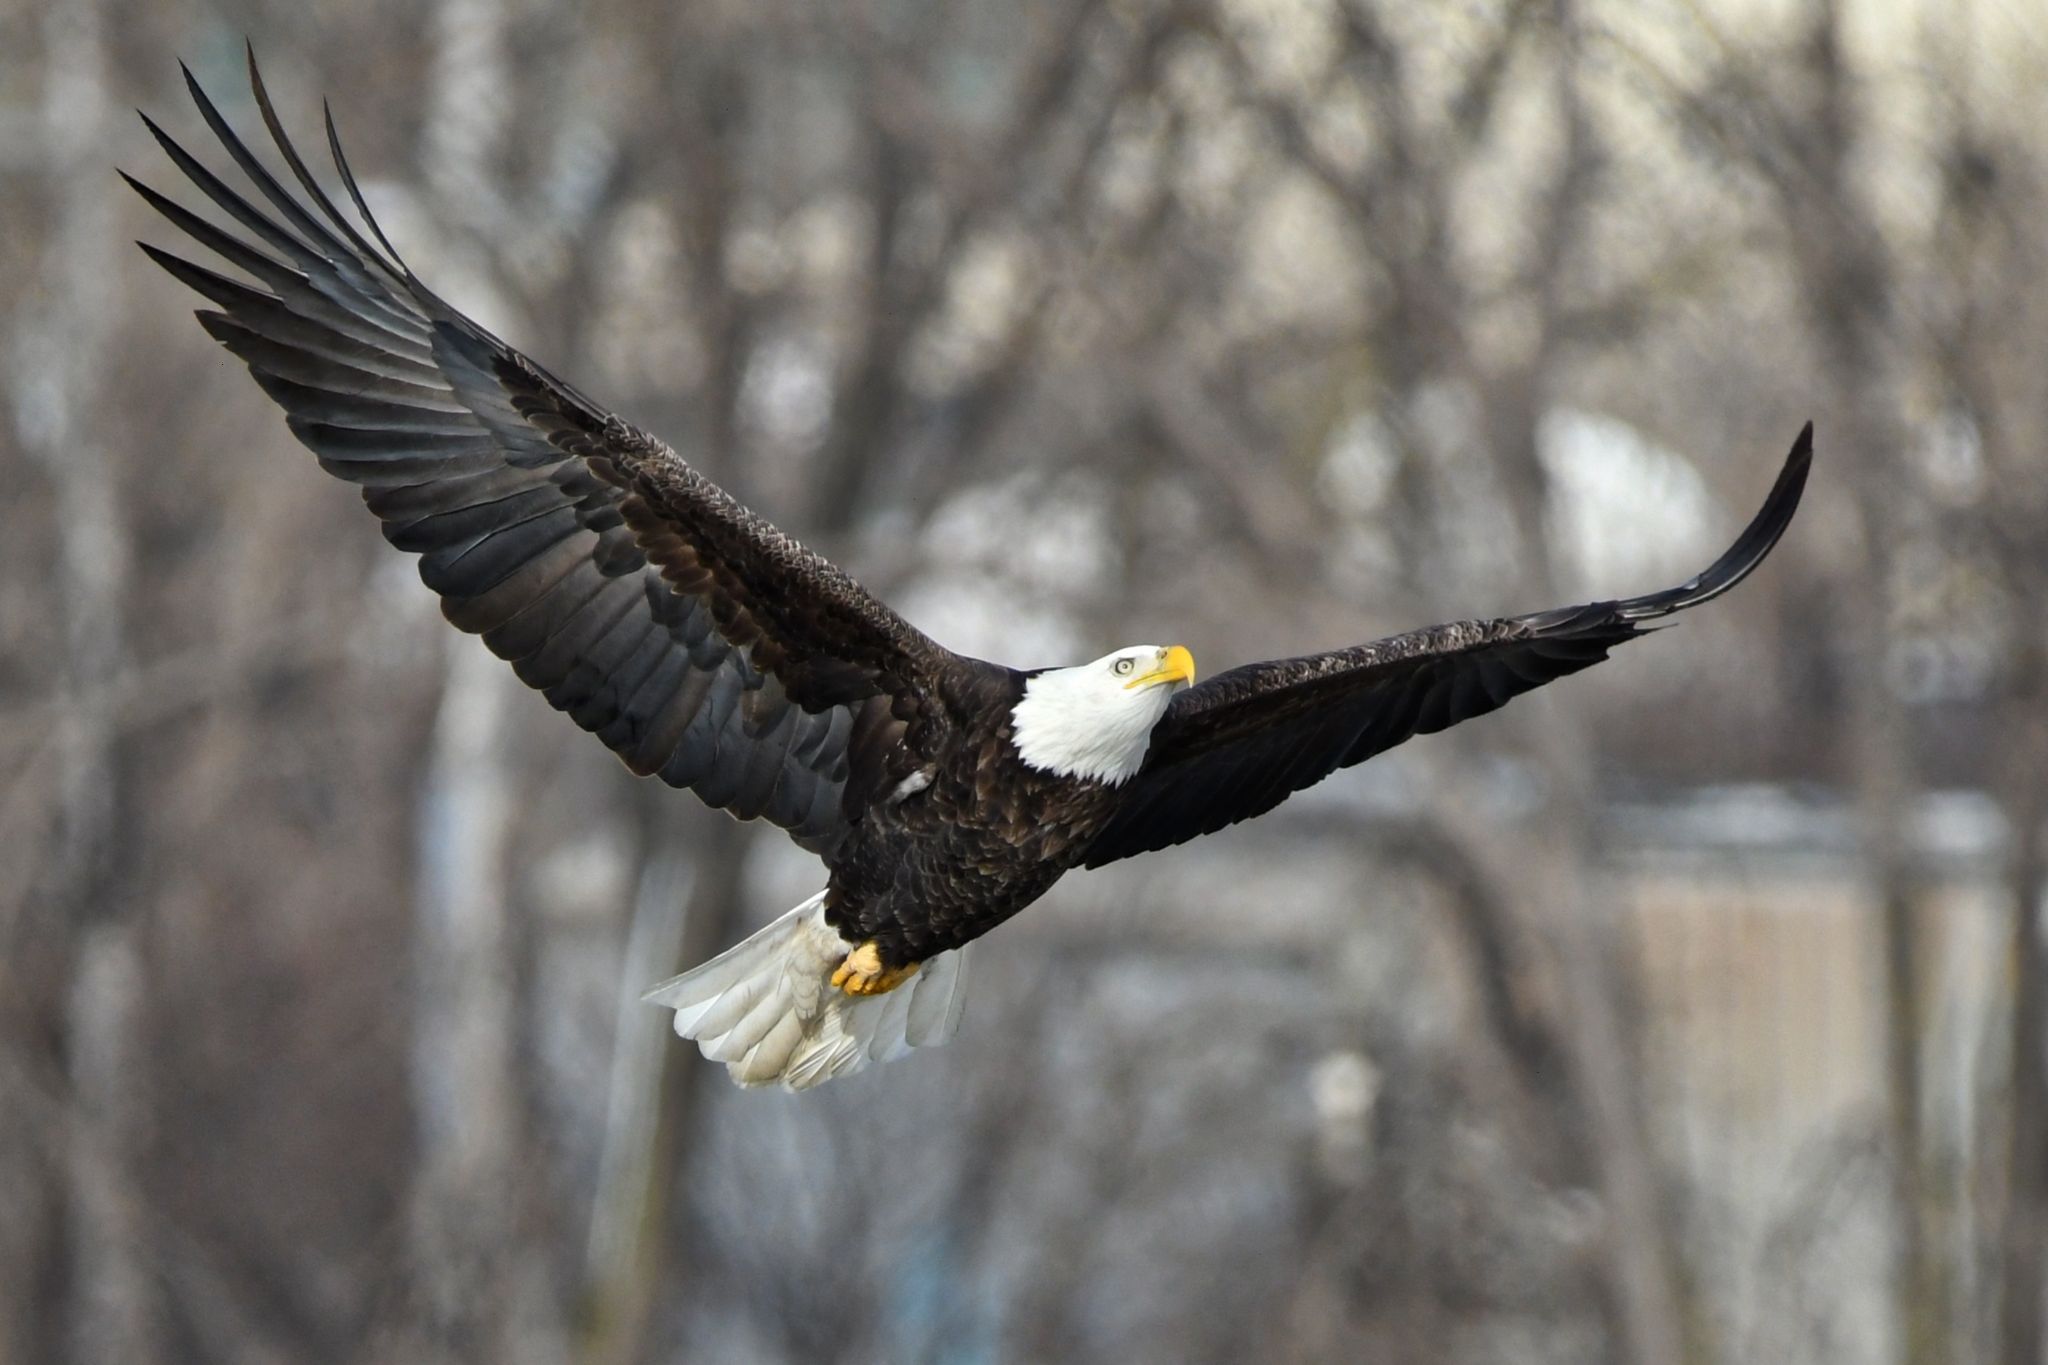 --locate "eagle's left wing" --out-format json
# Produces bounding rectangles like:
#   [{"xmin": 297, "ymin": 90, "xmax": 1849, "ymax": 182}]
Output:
[
  {"xmin": 1081, "ymin": 426, "xmax": 1812, "ymax": 869},
  {"xmin": 127, "ymin": 53, "xmax": 961, "ymax": 854}
]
